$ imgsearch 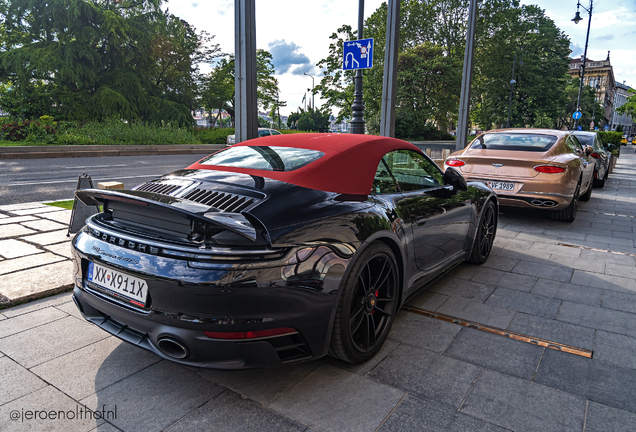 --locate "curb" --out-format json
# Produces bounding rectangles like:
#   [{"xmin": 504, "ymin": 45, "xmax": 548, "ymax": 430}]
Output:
[{"xmin": 0, "ymin": 144, "xmax": 225, "ymax": 160}]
